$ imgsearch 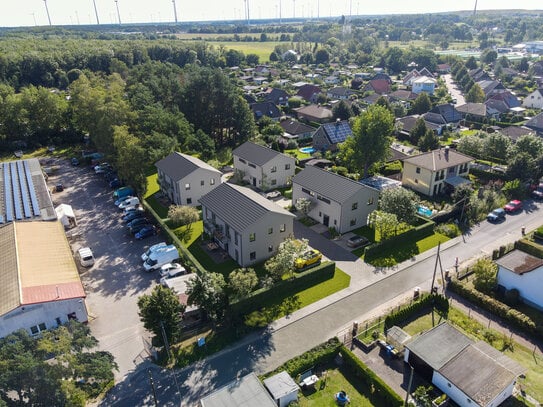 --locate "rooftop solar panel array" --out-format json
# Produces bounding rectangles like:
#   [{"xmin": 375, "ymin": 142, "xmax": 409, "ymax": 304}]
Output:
[
  {"xmin": 323, "ymin": 121, "xmax": 352, "ymax": 144},
  {"xmin": 1, "ymin": 160, "xmax": 42, "ymax": 223}
]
